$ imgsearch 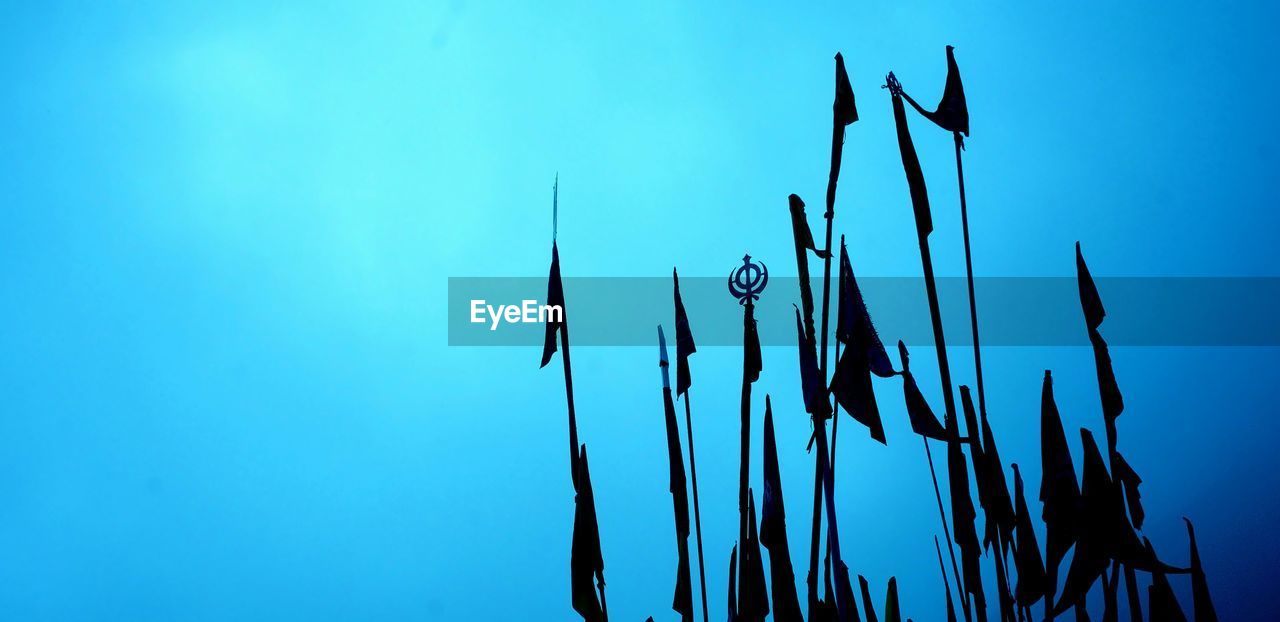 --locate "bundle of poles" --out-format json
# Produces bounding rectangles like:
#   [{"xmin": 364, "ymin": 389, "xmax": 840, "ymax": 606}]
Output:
[{"xmin": 540, "ymin": 48, "xmax": 1220, "ymax": 622}]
